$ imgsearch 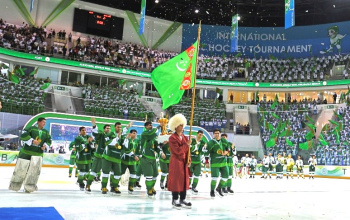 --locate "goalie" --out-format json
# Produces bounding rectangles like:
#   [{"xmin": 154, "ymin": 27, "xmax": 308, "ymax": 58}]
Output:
[{"xmin": 9, "ymin": 117, "xmax": 51, "ymax": 193}]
